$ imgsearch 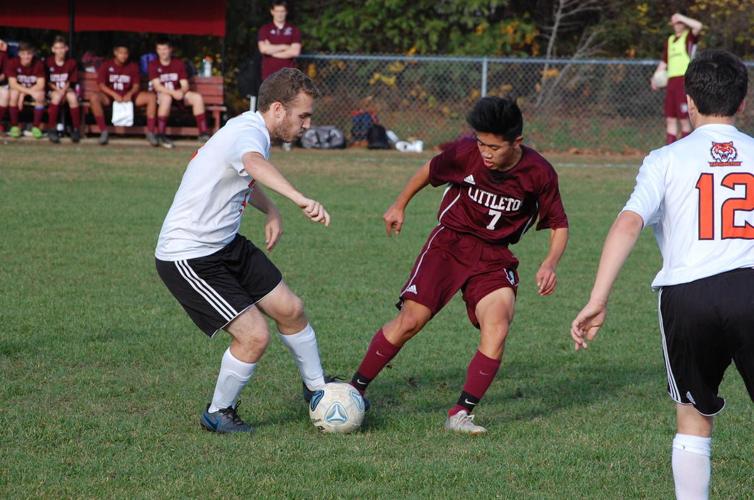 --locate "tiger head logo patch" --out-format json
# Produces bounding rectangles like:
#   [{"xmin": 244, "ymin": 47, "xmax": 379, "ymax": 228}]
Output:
[{"xmin": 709, "ymin": 141, "xmax": 742, "ymax": 167}]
